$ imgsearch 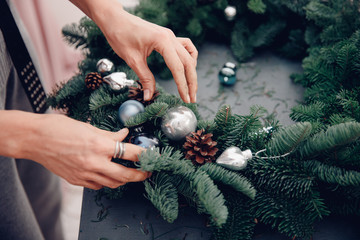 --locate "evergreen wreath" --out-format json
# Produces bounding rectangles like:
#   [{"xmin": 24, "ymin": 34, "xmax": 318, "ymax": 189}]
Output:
[{"xmin": 50, "ymin": 0, "xmax": 360, "ymax": 239}]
